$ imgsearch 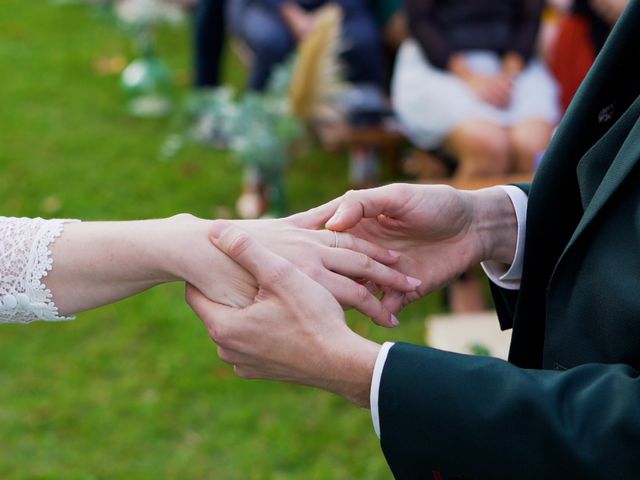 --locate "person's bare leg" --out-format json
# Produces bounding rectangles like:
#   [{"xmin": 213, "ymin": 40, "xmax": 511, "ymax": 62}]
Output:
[
  {"xmin": 443, "ymin": 120, "xmax": 510, "ymax": 313},
  {"xmin": 509, "ymin": 119, "xmax": 554, "ymax": 173},
  {"xmin": 444, "ymin": 119, "xmax": 511, "ymax": 179}
]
